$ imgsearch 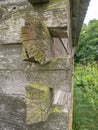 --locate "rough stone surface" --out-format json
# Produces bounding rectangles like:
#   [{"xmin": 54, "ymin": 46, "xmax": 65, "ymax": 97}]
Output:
[
  {"xmin": 21, "ymin": 19, "xmax": 53, "ymax": 64},
  {"xmin": 0, "ymin": 44, "xmax": 31, "ymax": 70},
  {"xmin": 40, "ymin": 57, "xmax": 71, "ymax": 70},
  {"xmin": 0, "ymin": 43, "xmax": 72, "ymax": 129},
  {"xmin": 0, "ymin": 44, "xmax": 72, "ymax": 94},
  {"xmin": 26, "ymin": 83, "xmax": 53, "ymax": 124},
  {"xmin": 0, "ymin": 93, "xmax": 26, "ymax": 130},
  {"xmin": 0, "ymin": 93, "xmax": 69, "ymax": 130},
  {"xmin": 0, "ymin": 69, "xmax": 71, "ymax": 95},
  {"xmin": 0, "ymin": 44, "xmax": 71, "ymax": 70},
  {"xmin": 0, "ymin": 0, "xmax": 90, "ymax": 46},
  {"xmin": 49, "ymin": 27, "xmax": 68, "ymax": 38},
  {"xmin": 53, "ymin": 90, "xmax": 71, "ymax": 110},
  {"xmin": 52, "ymin": 38, "xmax": 68, "ymax": 57},
  {"xmin": 27, "ymin": 111, "xmax": 69, "ymax": 130},
  {"xmin": 0, "ymin": 0, "xmax": 69, "ymax": 44}
]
